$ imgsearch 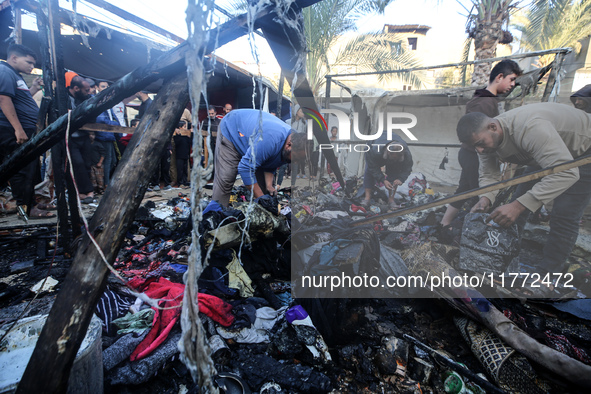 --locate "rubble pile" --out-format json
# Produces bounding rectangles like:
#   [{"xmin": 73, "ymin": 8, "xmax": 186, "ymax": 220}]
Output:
[{"xmin": 1, "ymin": 175, "xmax": 591, "ymax": 393}]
